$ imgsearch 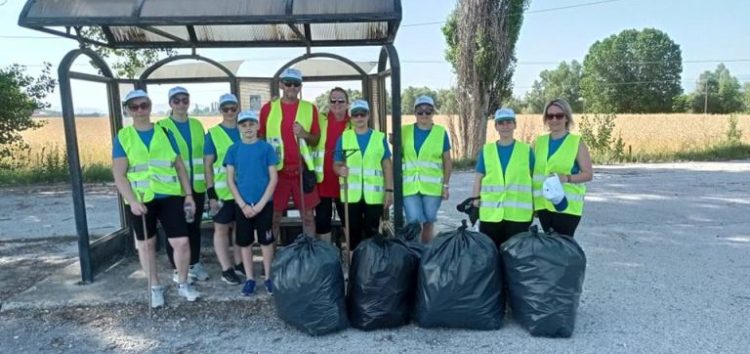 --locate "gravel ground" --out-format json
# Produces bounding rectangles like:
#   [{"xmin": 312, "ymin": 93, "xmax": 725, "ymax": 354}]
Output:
[{"xmin": 0, "ymin": 161, "xmax": 749, "ymax": 353}]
